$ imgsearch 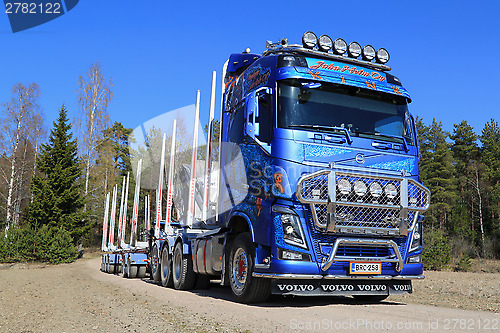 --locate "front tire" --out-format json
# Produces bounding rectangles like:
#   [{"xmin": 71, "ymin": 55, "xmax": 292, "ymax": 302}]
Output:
[
  {"xmin": 172, "ymin": 241, "xmax": 196, "ymax": 290},
  {"xmin": 228, "ymin": 233, "xmax": 270, "ymax": 303},
  {"xmin": 161, "ymin": 245, "xmax": 174, "ymax": 287}
]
